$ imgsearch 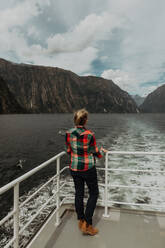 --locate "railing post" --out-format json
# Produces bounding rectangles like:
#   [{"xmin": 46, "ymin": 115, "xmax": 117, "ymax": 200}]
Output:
[
  {"xmin": 103, "ymin": 152, "xmax": 110, "ymax": 218},
  {"xmin": 14, "ymin": 183, "xmax": 19, "ymax": 248},
  {"xmin": 55, "ymin": 157, "xmax": 61, "ymax": 226}
]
